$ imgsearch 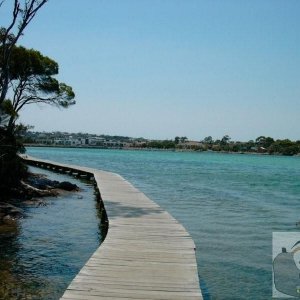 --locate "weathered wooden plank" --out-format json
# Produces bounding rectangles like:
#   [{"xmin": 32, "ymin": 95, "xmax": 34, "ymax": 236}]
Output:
[{"xmin": 62, "ymin": 288, "xmax": 201, "ymax": 300}]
